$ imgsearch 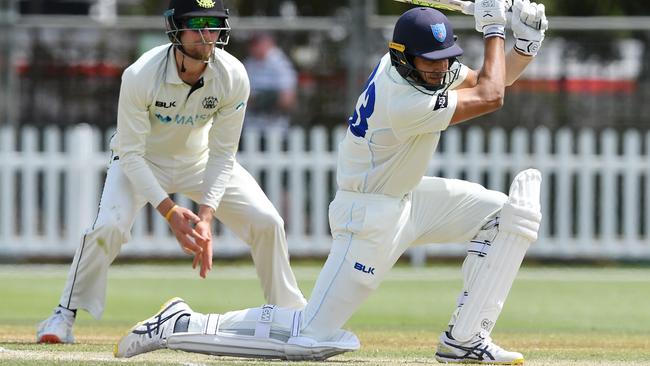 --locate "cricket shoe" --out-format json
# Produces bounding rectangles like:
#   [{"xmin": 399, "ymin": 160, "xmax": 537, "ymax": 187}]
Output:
[
  {"xmin": 36, "ymin": 306, "xmax": 75, "ymax": 344},
  {"xmin": 114, "ymin": 297, "xmax": 192, "ymax": 358},
  {"xmin": 435, "ymin": 331, "xmax": 524, "ymax": 365}
]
